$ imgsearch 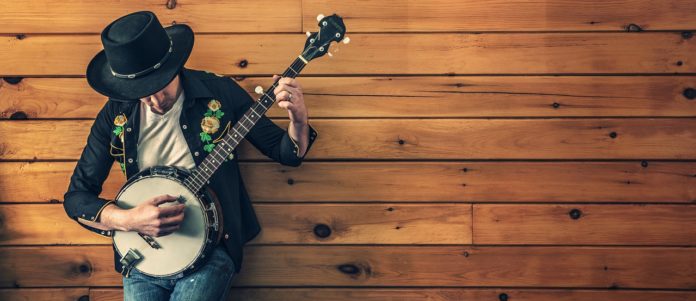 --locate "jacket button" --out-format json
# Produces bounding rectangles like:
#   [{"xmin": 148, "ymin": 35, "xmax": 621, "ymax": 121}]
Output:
[
  {"xmin": 182, "ymin": 125, "xmax": 188, "ymax": 130},
  {"xmin": 194, "ymin": 151, "xmax": 200, "ymax": 156},
  {"xmin": 126, "ymin": 127, "xmax": 132, "ymax": 132},
  {"xmin": 128, "ymin": 158, "xmax": 134, "ymax": 163},
  {"xmin": 224, "ymin": 233, "xmax": 229, "ymax": 239}
]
